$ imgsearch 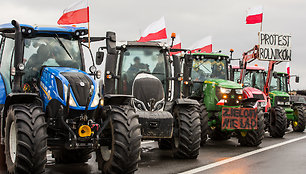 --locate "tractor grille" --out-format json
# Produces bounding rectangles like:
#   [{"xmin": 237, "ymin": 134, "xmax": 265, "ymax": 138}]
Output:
[
  {"xmin": 253, "ymin": 94, "xmax": 265, "ymax": 100},
  {"xmin": 61, "ymin": 72, "xmax": 93, "ymax": 106},
  {"xmin": 275, "ymin": 96, "xmax": 290, "ymax": 106},
  {"xmin": 216, "ymin": 88, "xmax": 241, "ymax": 106}
]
